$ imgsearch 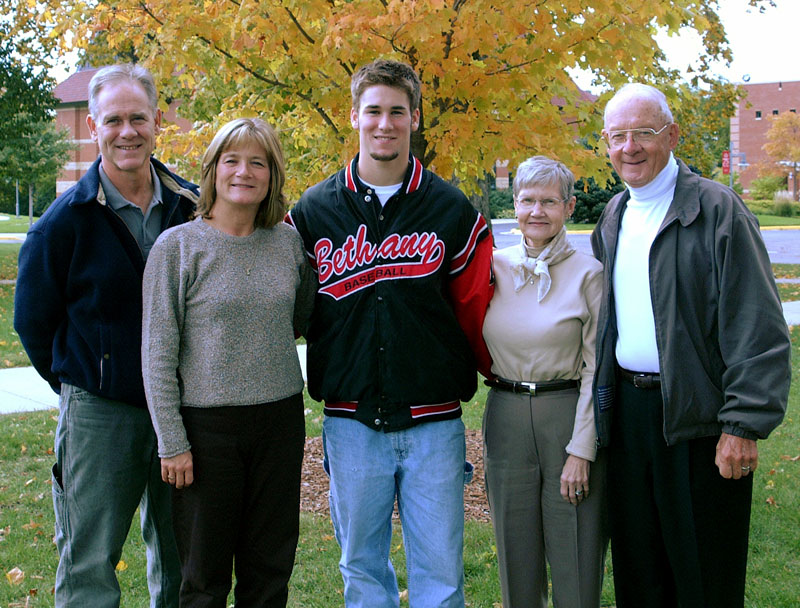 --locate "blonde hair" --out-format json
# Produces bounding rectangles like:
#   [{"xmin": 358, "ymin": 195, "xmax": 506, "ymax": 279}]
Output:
[{"xmin": 197, "ymin": 118, "xmax": 287, "ymax": 229}]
